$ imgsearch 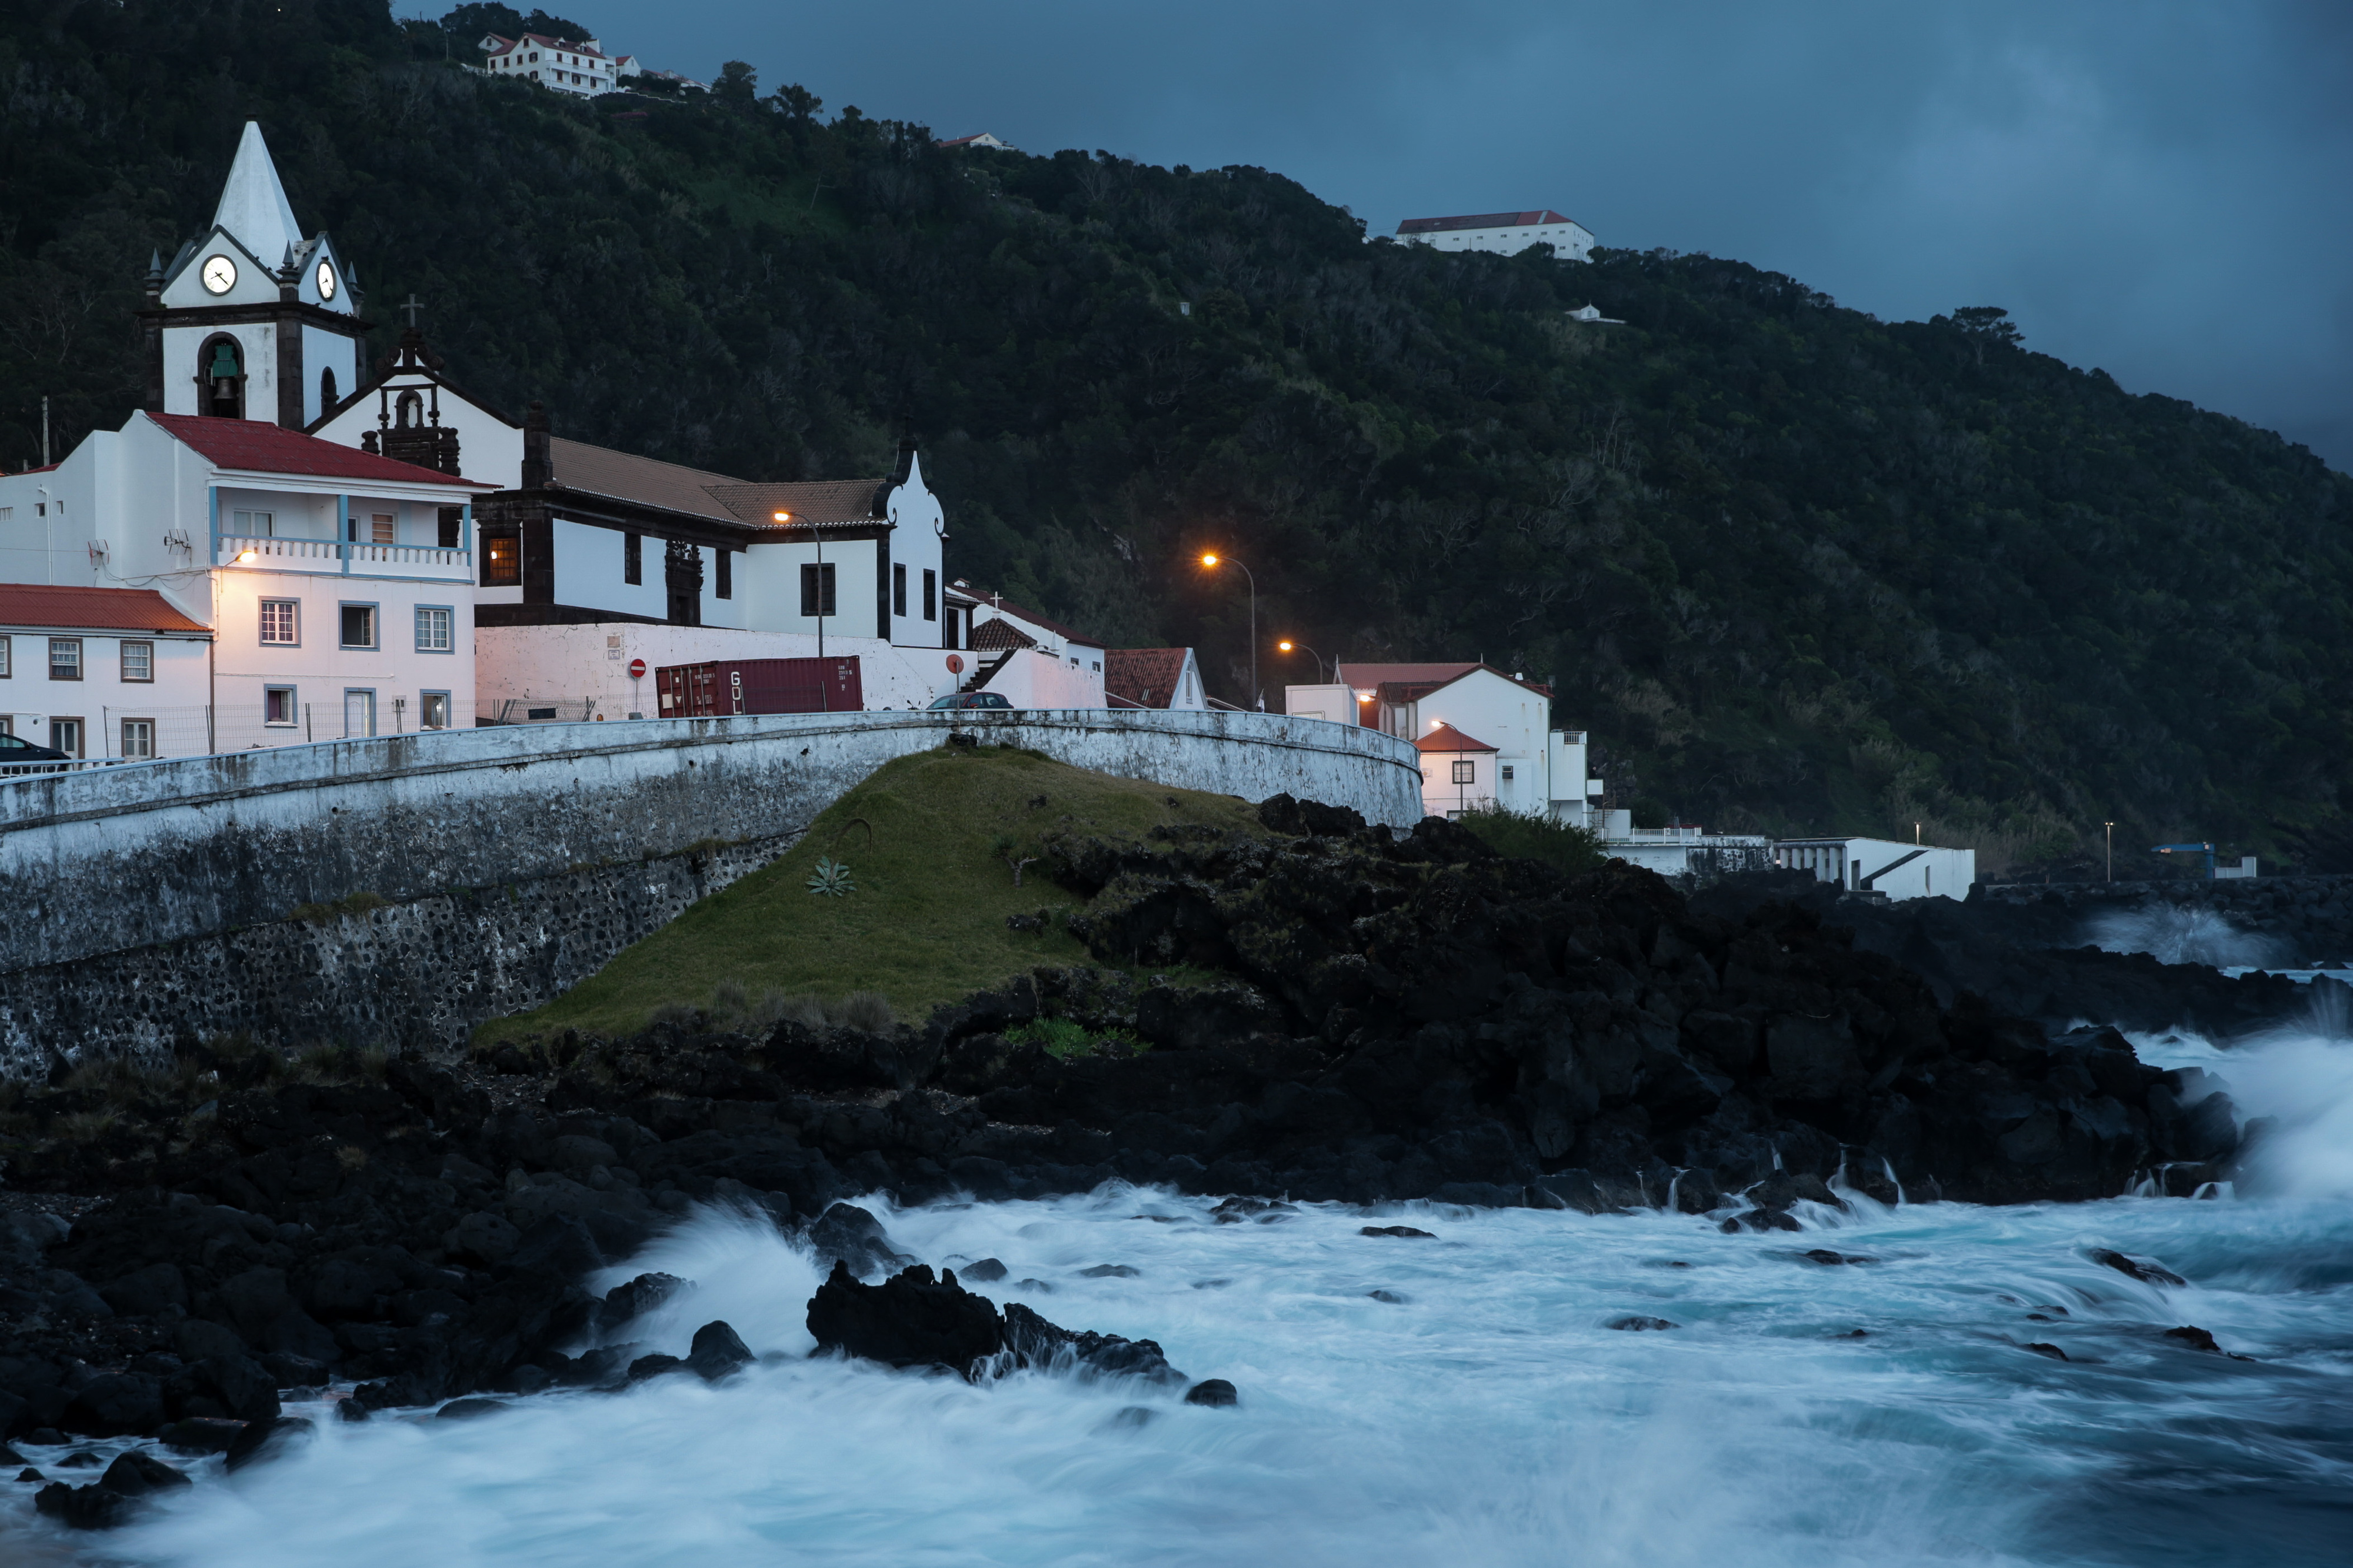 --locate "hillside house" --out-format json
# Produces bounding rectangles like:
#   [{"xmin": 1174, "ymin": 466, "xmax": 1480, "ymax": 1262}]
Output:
[
  {"xmin": 1105, "ymin": 647, "xmax": 1206, "ymax": 711},
  {"xmin": 479, "ymin": 33, "xmax": 619, "ymax": 95},
  {"xmin": 938, "ymin": 134, "xmax": 1016, "ymax": 151},
  {"xmin": 1395, "ymin": 210, "xmax": 1594, "ymax": 260},
  {"xmin": 1285, "ymin": 661, "xmax": 1599, "ymax": 822},
  {"xmin": 940, "ymin": 582, "xmax": 1106, "ymax": 708},
  {"xmin": 0, "ymin": 586, "xmax": 212, "ymax": 762}
]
